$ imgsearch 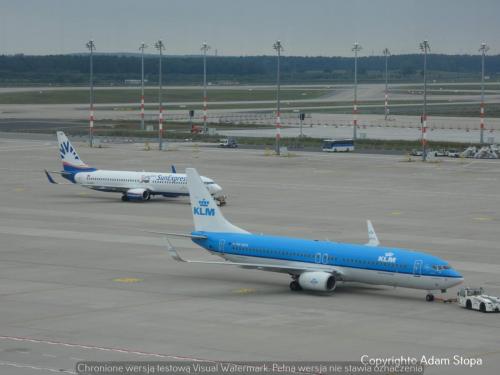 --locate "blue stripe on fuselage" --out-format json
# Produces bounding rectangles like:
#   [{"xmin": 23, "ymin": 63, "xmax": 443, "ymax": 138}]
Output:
[
  {"xmin": 61, "ymin": 166, "xmax": 97, "ymax": 183},
  {"xmin": 191, "ymin": 231, "xmax": 462, "ymax": 279}
]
